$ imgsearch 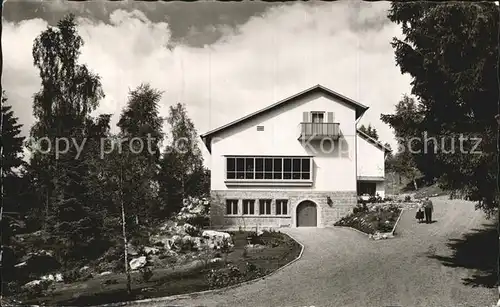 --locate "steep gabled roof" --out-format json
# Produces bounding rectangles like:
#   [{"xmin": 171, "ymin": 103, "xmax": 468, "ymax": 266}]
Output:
[
  {"xmin": 357, "ymin": 129, "xmax": 392, "ymax": 153},
  {"xmin": 200, "ymin": 84, "xmax": 369, "ymax": 151}
]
